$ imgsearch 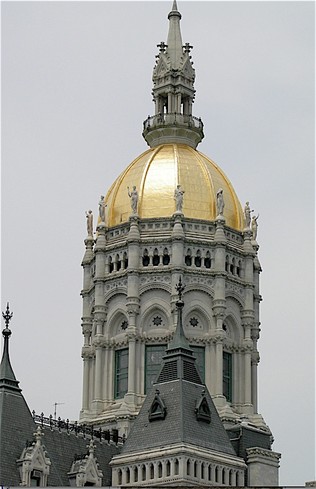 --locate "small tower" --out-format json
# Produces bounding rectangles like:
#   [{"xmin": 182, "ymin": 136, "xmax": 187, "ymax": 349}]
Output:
[{"xmin": 143, "ymin": 0, "xmax": 204, "ymax": 149}]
